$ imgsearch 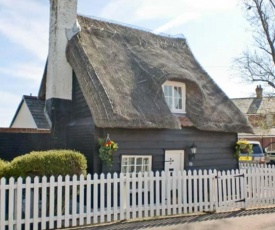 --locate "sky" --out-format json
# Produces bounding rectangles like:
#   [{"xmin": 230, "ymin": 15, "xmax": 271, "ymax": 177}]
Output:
[{"xmin": 0, "ymin": 0, "xmax": 264, "ymax": 127}]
